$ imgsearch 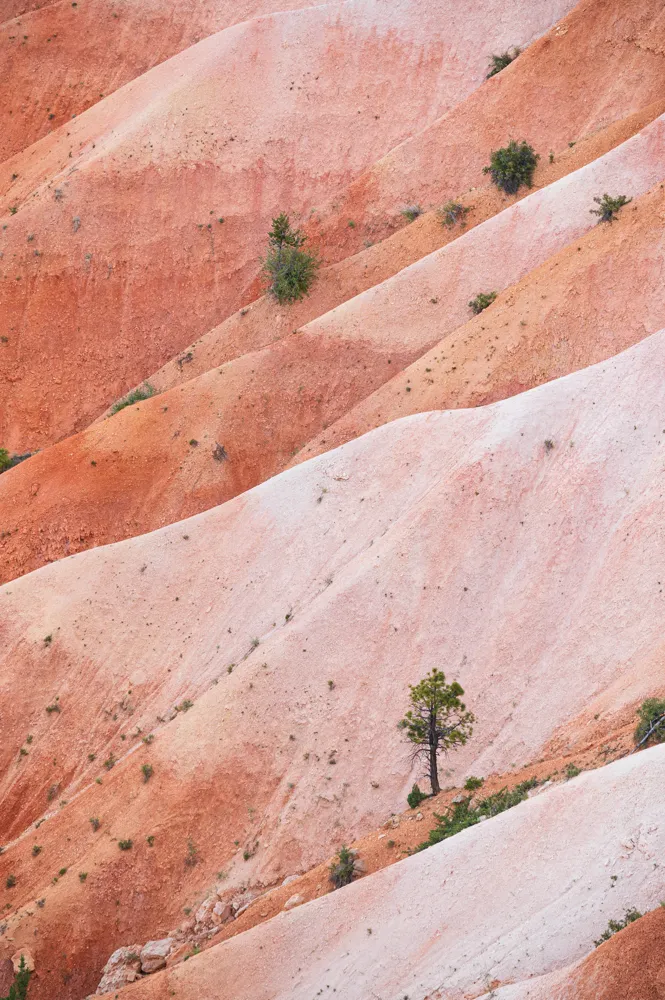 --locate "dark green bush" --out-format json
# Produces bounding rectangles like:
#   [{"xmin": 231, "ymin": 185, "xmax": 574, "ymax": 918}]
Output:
[
  {"xmin": 1, "ymin": 954, "xmax": 32, "ymax": 1000},
  {"xmin": 634, "ymin": 697, "xmax": 665, "ymax": 748},
  {"xmin": 438, "ymin": 201, "xmax": 470, "ymax": 229},
  {"xmin": 590, "ymin": 194, "xmax": 632, "ymax": 224},
  {"xmin": 329, "ymin": 845, "xmax": 356, "ymax": 889},
  {"xmin": 464, "ymin": 775, "xmax": 484, "ymax": 791},
  {"xmin": 416, "ymin": 777, "xmax": 538, "ymax": 852},
  {"xmin": 118, "ymin": 839, "xmax": 133, "ymax": 851},
  {"xmin": 262, "ymin": 214, "xmax": 319, "ymax": 305},
  {"xmin": 469, "ymin": 291, "xmax": 497, "ymax": 314},
  {"xmin": 483, "ymin": 140, "xmax": 539, "ymax": 195},
  {"xmin": 110, "ymin": 382, "xmax": 155, "ymax": 415},
  {"xmin": 407, "ymin": 783, "xmax": 427, "ymax": 809},
  {"xmin": 486, "ymin": 48, "xmax": 520, "ymax": 79},
  {"xmin": 594, "ymin": 908, "xmax": 642, "ymax": 947}
]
